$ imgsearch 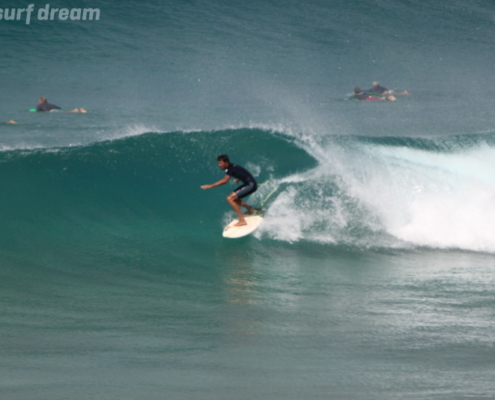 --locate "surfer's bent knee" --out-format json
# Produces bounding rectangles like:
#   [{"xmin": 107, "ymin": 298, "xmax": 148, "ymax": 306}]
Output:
[{"xmin": 227, "ymin": 192, "xmax": 238, "ymax": 202}]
